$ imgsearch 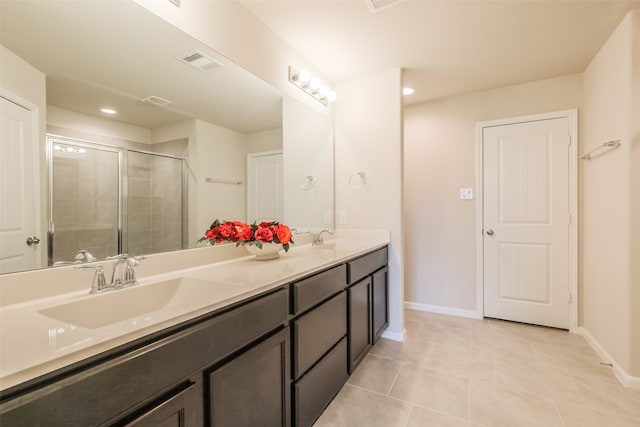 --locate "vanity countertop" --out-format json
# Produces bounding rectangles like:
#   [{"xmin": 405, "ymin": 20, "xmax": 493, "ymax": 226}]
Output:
[{"xmin": 0, "ymin": 233, "xmax": 389, "ymax": 392}]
